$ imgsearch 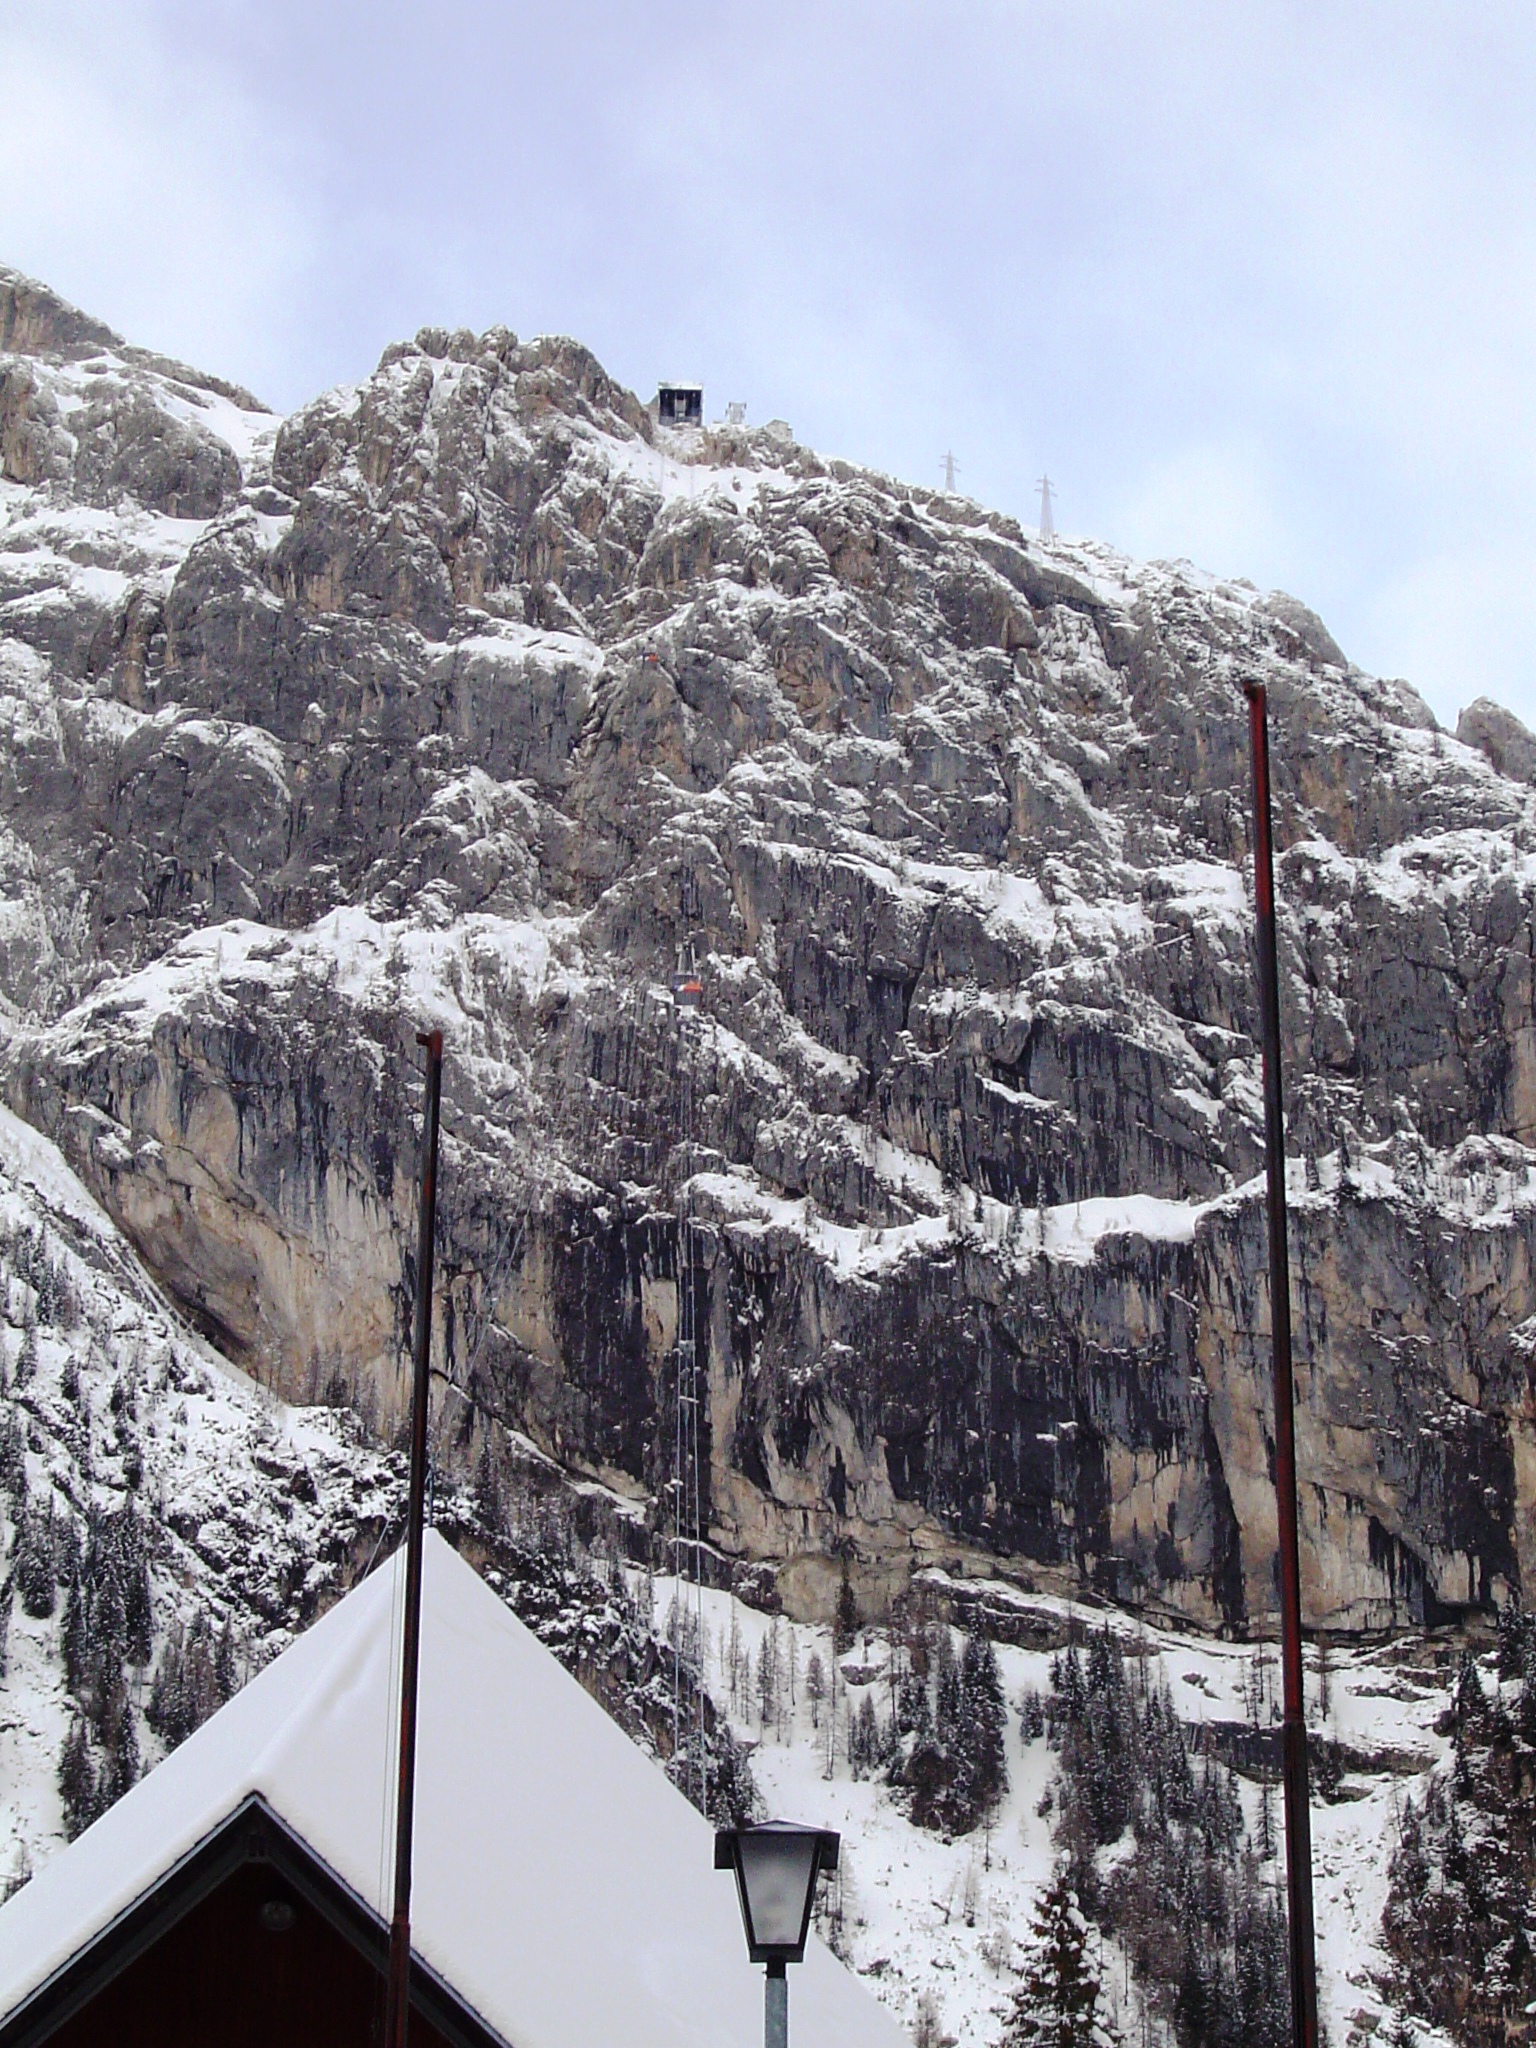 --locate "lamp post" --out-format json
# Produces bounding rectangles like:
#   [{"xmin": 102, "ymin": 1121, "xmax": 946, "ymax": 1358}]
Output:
[{"xmin": 715, "ymin": 1821, "xmax": 841, "ymax": 2048}]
